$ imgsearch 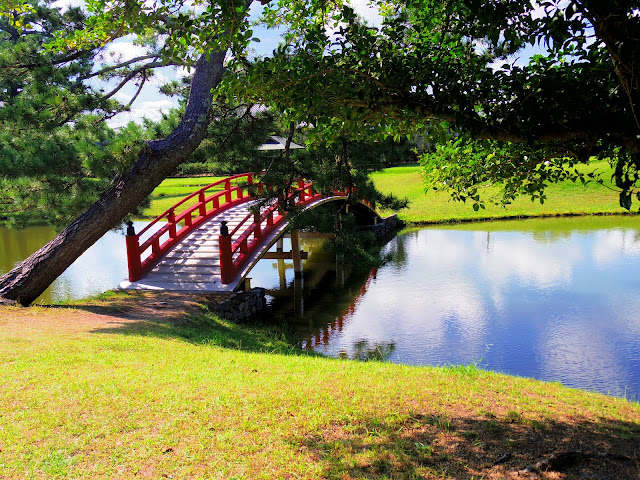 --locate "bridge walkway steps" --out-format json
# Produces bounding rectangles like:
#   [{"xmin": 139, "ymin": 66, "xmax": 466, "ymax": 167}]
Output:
[{"xmin": 123, "ymin": 201, "xmax": 259, "ymax": 293}]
